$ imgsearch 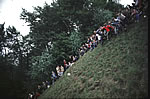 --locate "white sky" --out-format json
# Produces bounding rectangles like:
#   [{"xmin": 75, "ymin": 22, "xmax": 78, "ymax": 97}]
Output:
[{"xmin": 0, "ymin": 0, "xmax": 134, "ymax": 36}]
